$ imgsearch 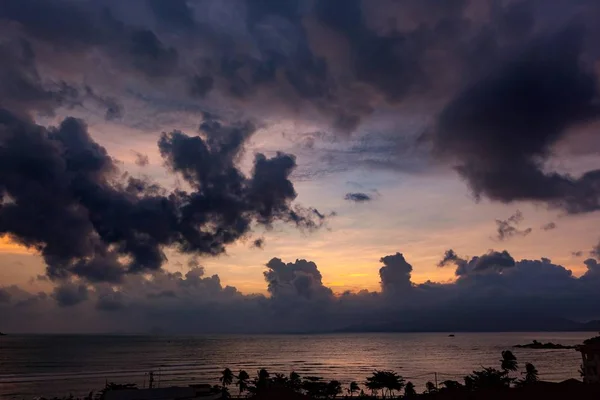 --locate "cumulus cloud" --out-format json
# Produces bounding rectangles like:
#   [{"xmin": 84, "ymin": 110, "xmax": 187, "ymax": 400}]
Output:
[
  {"xmin": 1, "ymin": 0, "xmax": 600, "ymax": 189},
  {"xmin": 379, "ymin": 253, "xmax": 413, "ymax": 294},
  {"xmin": 0, "ymin": 288, "xmax": 11, "ymax": 303},
  {"xmin": 2, "ymin": 248, "xmax": 600, "ymax": 333},
  {"xmin": 2, "ymin": 0, "xmax": 600, "ymax": 334},
  {"xmin": 0, "ymin": 0, "xmax": 561, "ymax": 135},
  {"xmin": 583, "ymin": 258, "xmax": 600, "ymax": 278},
  {"xmin": 0, "ymin": 110, "xmax": 327, "ymax": 283},
  {"xmin": 264, "ymin": 258, "xmax": 332, "ymax": 300},
  {"xmin": 433, "ymin": 23, "xmax": 600, "ymax": 214},
  {"xmin": 438, "ymin": 249, "xmax": 515, "ymax": 276},
  {"xmin": 52, "ymin": 283, "xmax": 88, "ymax": 307}
]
